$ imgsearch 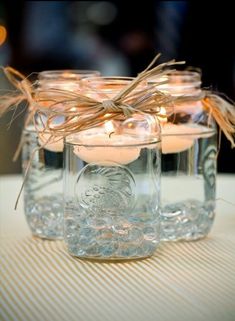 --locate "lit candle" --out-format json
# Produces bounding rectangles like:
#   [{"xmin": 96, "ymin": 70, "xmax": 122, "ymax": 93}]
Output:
[
  {"xmin": 162, "ymin": 124, "xmax": 198, "ymax": 154},
  {"xmin": 38, "ymin": 133, "xmax": 64, "ymax": 152},
  {"xmin": 159, "ymin": 108, "xmax": 214, "ymax": 154},
  {"xmin": 73, "ymin": 121, "xmax": 141, "ymax": 165}
]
